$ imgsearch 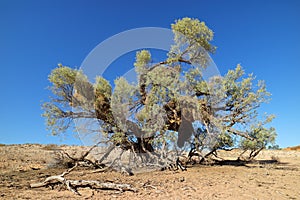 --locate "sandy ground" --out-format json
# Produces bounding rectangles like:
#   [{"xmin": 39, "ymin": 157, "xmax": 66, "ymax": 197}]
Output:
[{"xmin": 0, "ymin": 144, "xmax": 299, "ymax": 200}]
